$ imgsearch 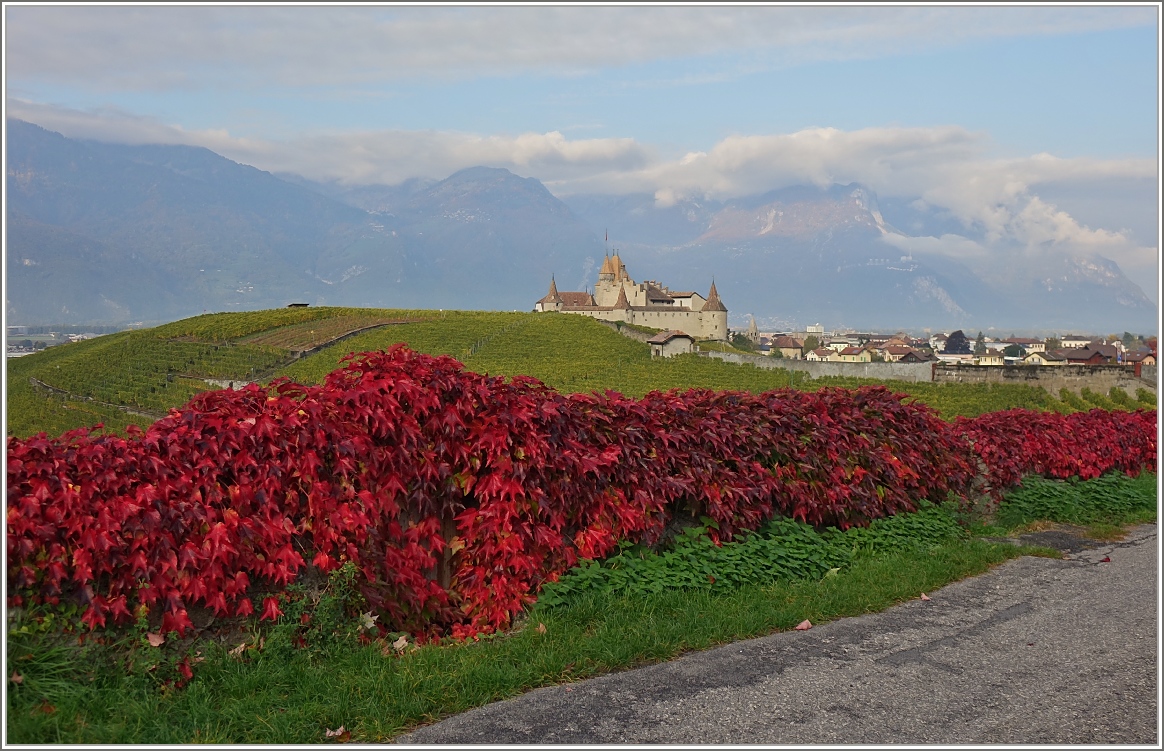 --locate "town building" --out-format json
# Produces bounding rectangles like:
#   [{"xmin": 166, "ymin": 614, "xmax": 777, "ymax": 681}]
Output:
[
  {"xmin": 771, "ymin": 335, "xmax": 805, "ymax": 359},
  {"xmin": 837, "ymin": 346, "xmax": 872, "ymax": 363},
  {"xmin": 1002, "ymin": 337, "xmax": 1046, "ymax": 353},
  {"xmin": 535, "ymin": 254, "xmax": 728, "ymax": 340},
  {"xmin": 1023, "ymin": 351, "xmax": 1067, "ymax": 366}
]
